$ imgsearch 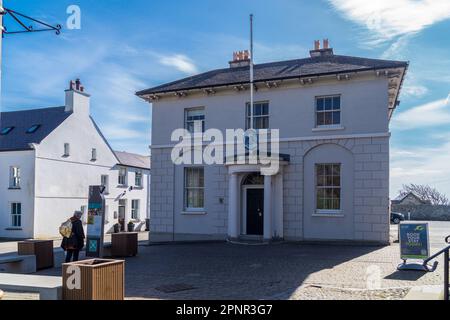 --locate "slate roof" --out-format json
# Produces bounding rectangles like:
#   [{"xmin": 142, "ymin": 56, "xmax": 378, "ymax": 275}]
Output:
[
  {"xmin": 0, "ymin": 107, "xmax": 71, "ymax": 152},
  {"xmin": 114, "ymin": 151, "xmax": 151, "ymax": 170},
  {"xmin": 136, "ymin": 54, "xmax": 408, "ymax": 95}
]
